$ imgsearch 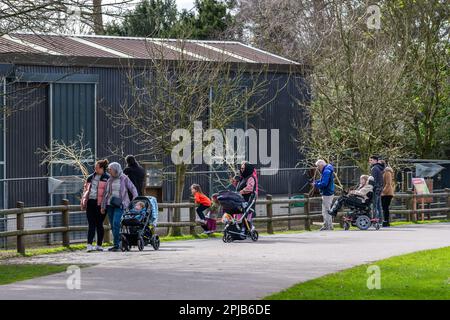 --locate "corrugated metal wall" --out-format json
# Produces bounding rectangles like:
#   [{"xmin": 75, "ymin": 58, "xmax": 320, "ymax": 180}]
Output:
[
  {"xmin": 6, "ymin": 82, "xmax": 49, "ymax": 207},
  {"xmin": 3, "ymin": 64, "xmax": 309, "ymax": 206}
]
